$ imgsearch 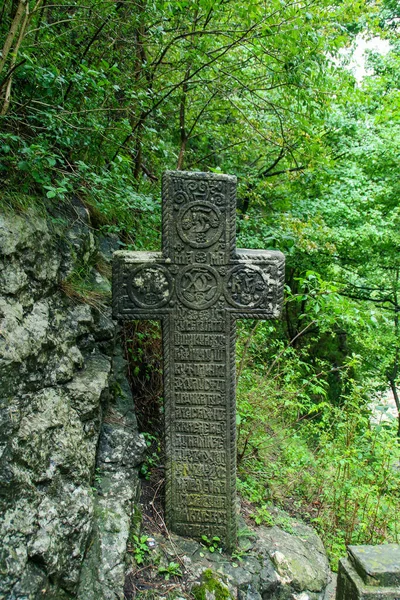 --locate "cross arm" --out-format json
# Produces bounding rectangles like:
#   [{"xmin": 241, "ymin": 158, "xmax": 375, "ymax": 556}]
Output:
[
  {"xmin": 112, "ymin": 250, "xmax": 174, "ymax": 320},
  {"xmin": 226, "ymin": 248, "xmax": 285, "ymax": 319}
]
